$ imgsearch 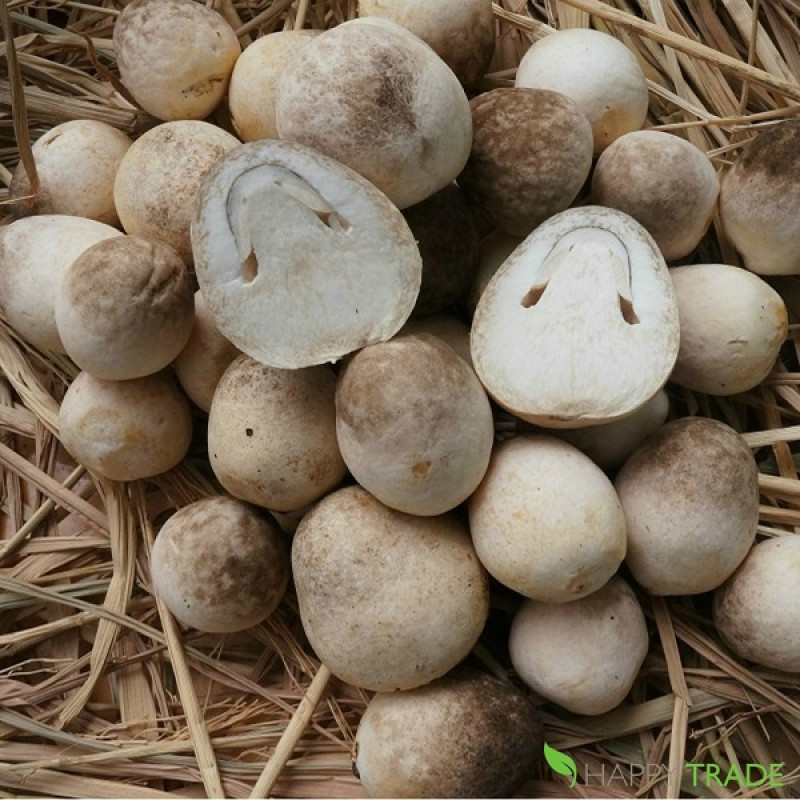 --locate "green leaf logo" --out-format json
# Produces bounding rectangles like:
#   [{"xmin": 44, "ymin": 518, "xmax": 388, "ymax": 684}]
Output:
[{"xmin": 544, "ymin": 742, "xmax": 578, "ymax": 787}]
